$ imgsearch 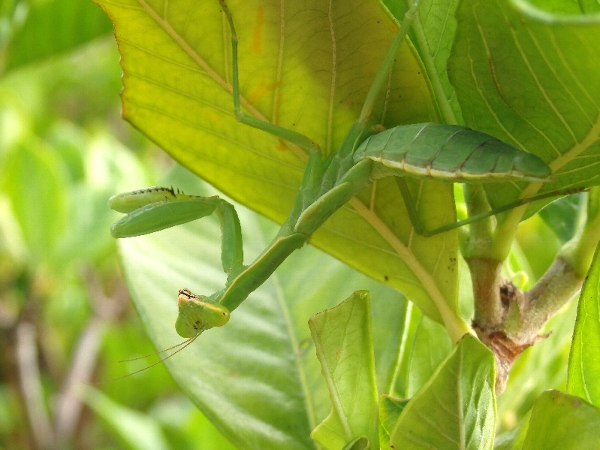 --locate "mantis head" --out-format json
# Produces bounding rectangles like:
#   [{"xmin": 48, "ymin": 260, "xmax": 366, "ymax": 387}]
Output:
[{"xmin": 175, "ymin": 288, "xmax": 231, "ymax": 338}]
